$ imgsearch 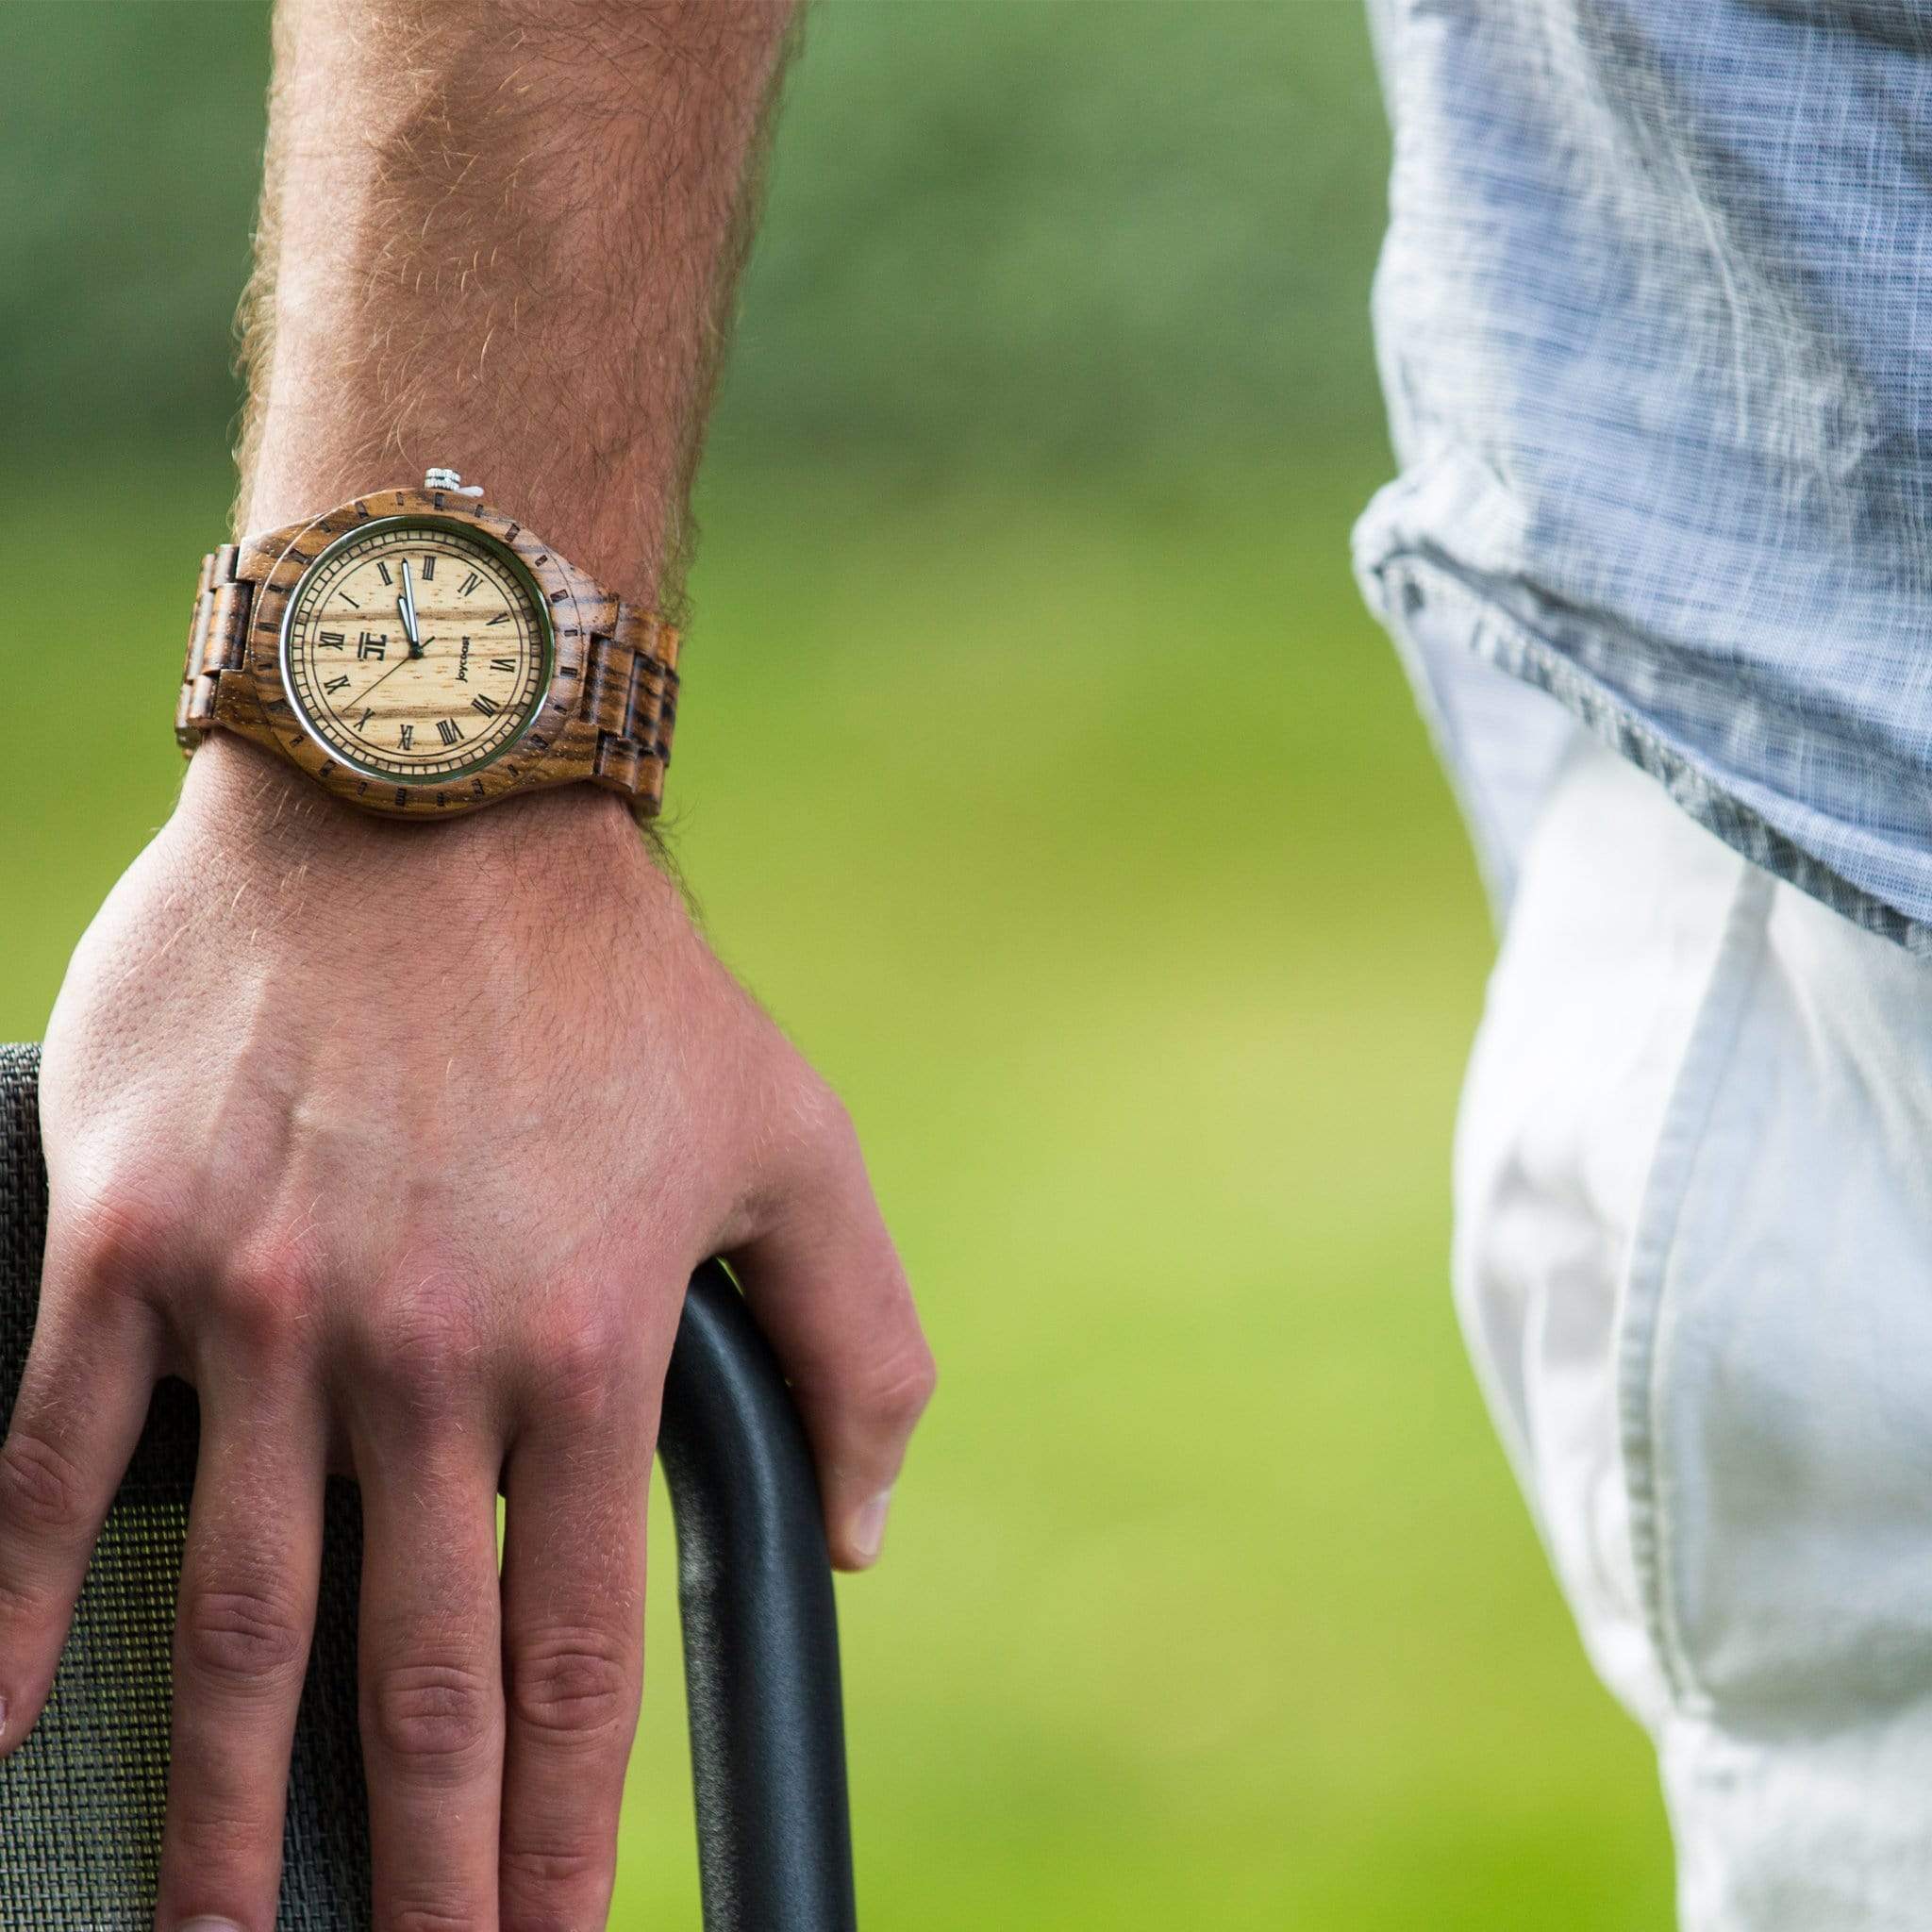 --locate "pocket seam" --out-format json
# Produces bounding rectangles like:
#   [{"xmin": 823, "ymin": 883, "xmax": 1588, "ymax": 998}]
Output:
[{"xmin": 1618, "ymin": 859, "xmax": 1775, "ymax": 1719}]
